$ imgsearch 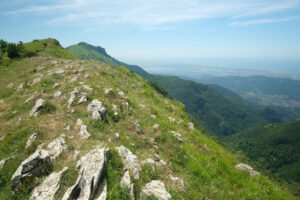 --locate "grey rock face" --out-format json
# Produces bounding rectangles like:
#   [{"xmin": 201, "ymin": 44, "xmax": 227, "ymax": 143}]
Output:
[
  {"xmin": 235, "ymin": 163, "xmax": 260, "ymax": 176},
  {"xmin": 30, "ymin": 167, "xmax": 68, "ymax": 200},
  {"xmin": 76, "ymin": 119, "xmax": 91, "ymax": 139},
  {"xmin": 140, "ymin": 180, "xmax": 171, "ymax": 200},
  {"xmin": 116, "ymin": 146, "xmax": 141, "ymax": 180},
  {"xmin": 25, "ymin": 131, "xmax": 39, "ymax": 149},
  {"xmin": 30, "ymin": 99, "xmax": 45, "ymax": 116},
  {"xmin": 87, "ymin": 99, "xmax": 107, "ymax": 121},
  {"xmin": 62, "ymin": 148, "xmax": 108, "ymax": 200},
  {"xmin": 94, "ymin": 179, "xmax": 107, "ymax": 200},
  {"xmin": 11, "ymin": 150, "xmax": 52, "ymax": 194}
]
